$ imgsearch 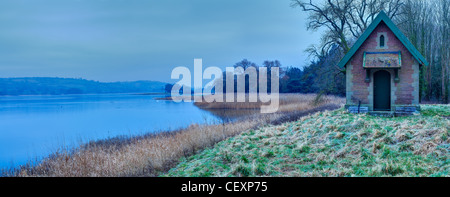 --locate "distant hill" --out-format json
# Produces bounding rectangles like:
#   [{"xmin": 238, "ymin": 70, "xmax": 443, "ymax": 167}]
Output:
[{"xmin": 0, "ymin": 77, "xmax": 168, "ymax": 96}]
